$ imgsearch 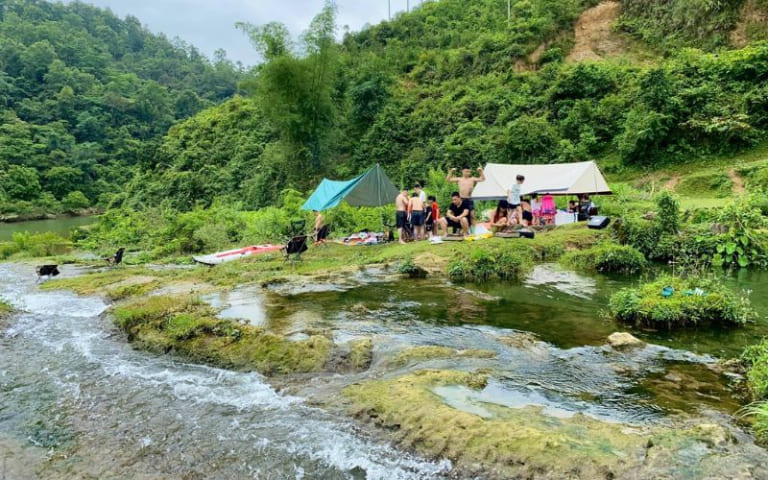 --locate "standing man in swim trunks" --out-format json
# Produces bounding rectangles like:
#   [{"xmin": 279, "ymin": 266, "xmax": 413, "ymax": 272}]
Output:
[
  {"xmin": 446, "ymin": 165, "xmax": 485, "ymax": 225},
  {"xmin": 410, "ymin": 191, "xmax": 426, "ymax": 241},
  {"xmin": 395, "ymin": 189, "xmax": 410, "ymax": 244}
]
